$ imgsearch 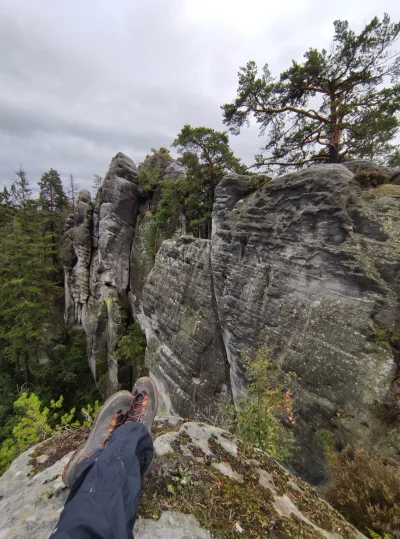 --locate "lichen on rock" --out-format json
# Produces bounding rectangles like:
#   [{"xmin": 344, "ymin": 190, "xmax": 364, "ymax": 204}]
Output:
[{"xmin": 0, "ymin": 419, "xmax": 366, "ymax": 538}]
